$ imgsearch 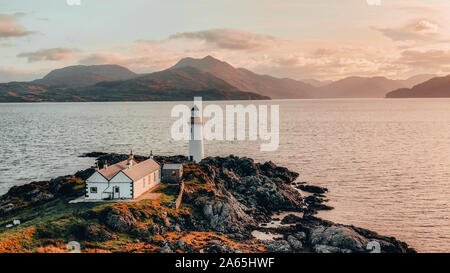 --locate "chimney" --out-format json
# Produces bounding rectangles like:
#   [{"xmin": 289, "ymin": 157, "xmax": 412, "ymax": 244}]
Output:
[
  {"xmin": 127, "ymin": 150, "xmax": 133, "ymax": 168},
  {"xmin": 104, "ymin": 160, "xmax": 108, "ymax": 169},
  {"xmin": 150, "ymin": 150, "xmax": 154, "ymax": 159}
]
